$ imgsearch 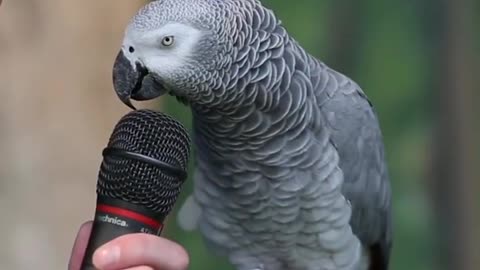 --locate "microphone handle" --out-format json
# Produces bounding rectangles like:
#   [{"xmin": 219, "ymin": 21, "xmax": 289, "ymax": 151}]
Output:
[{"xmin": 80, "ymin": 196, "xmax": 165, "ymax": 270}]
